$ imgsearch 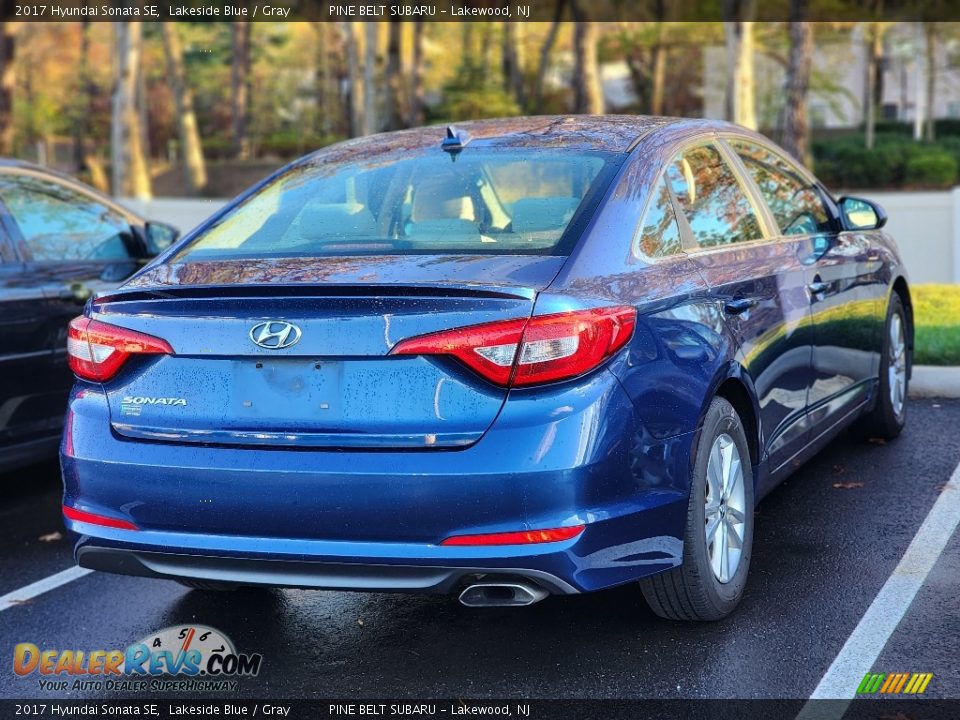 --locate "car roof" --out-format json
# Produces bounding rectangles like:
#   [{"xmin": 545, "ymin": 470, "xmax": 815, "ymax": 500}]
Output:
[
  {"xmin": 300, "ymin": 116, "xmax": 751, "ymax": 167},
  {"xmin": 0, "ymin": 156, "xmax": 143, "ymax": 222}
]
